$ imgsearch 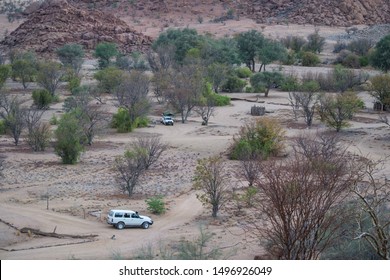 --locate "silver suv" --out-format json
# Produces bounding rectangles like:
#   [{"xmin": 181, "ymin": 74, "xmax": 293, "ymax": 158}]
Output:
[{"xmin": 107, "ymin": 209, "xmax": 153, "ymax": 229}]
